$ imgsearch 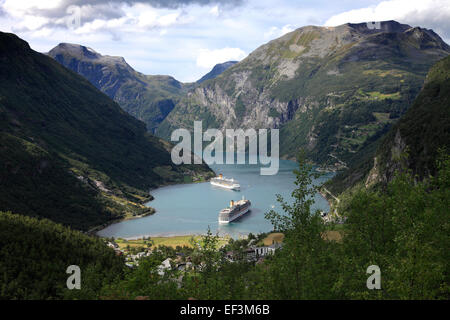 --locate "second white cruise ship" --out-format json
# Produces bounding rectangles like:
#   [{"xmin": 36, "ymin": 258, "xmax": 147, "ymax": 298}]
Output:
[
  {"xmin": 218, "ymin": 197, "xmax": 251, "ymax": 223},
  {"xmin": 210, "ymin": 174, "xmax": 240, "ymax": 191}
]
